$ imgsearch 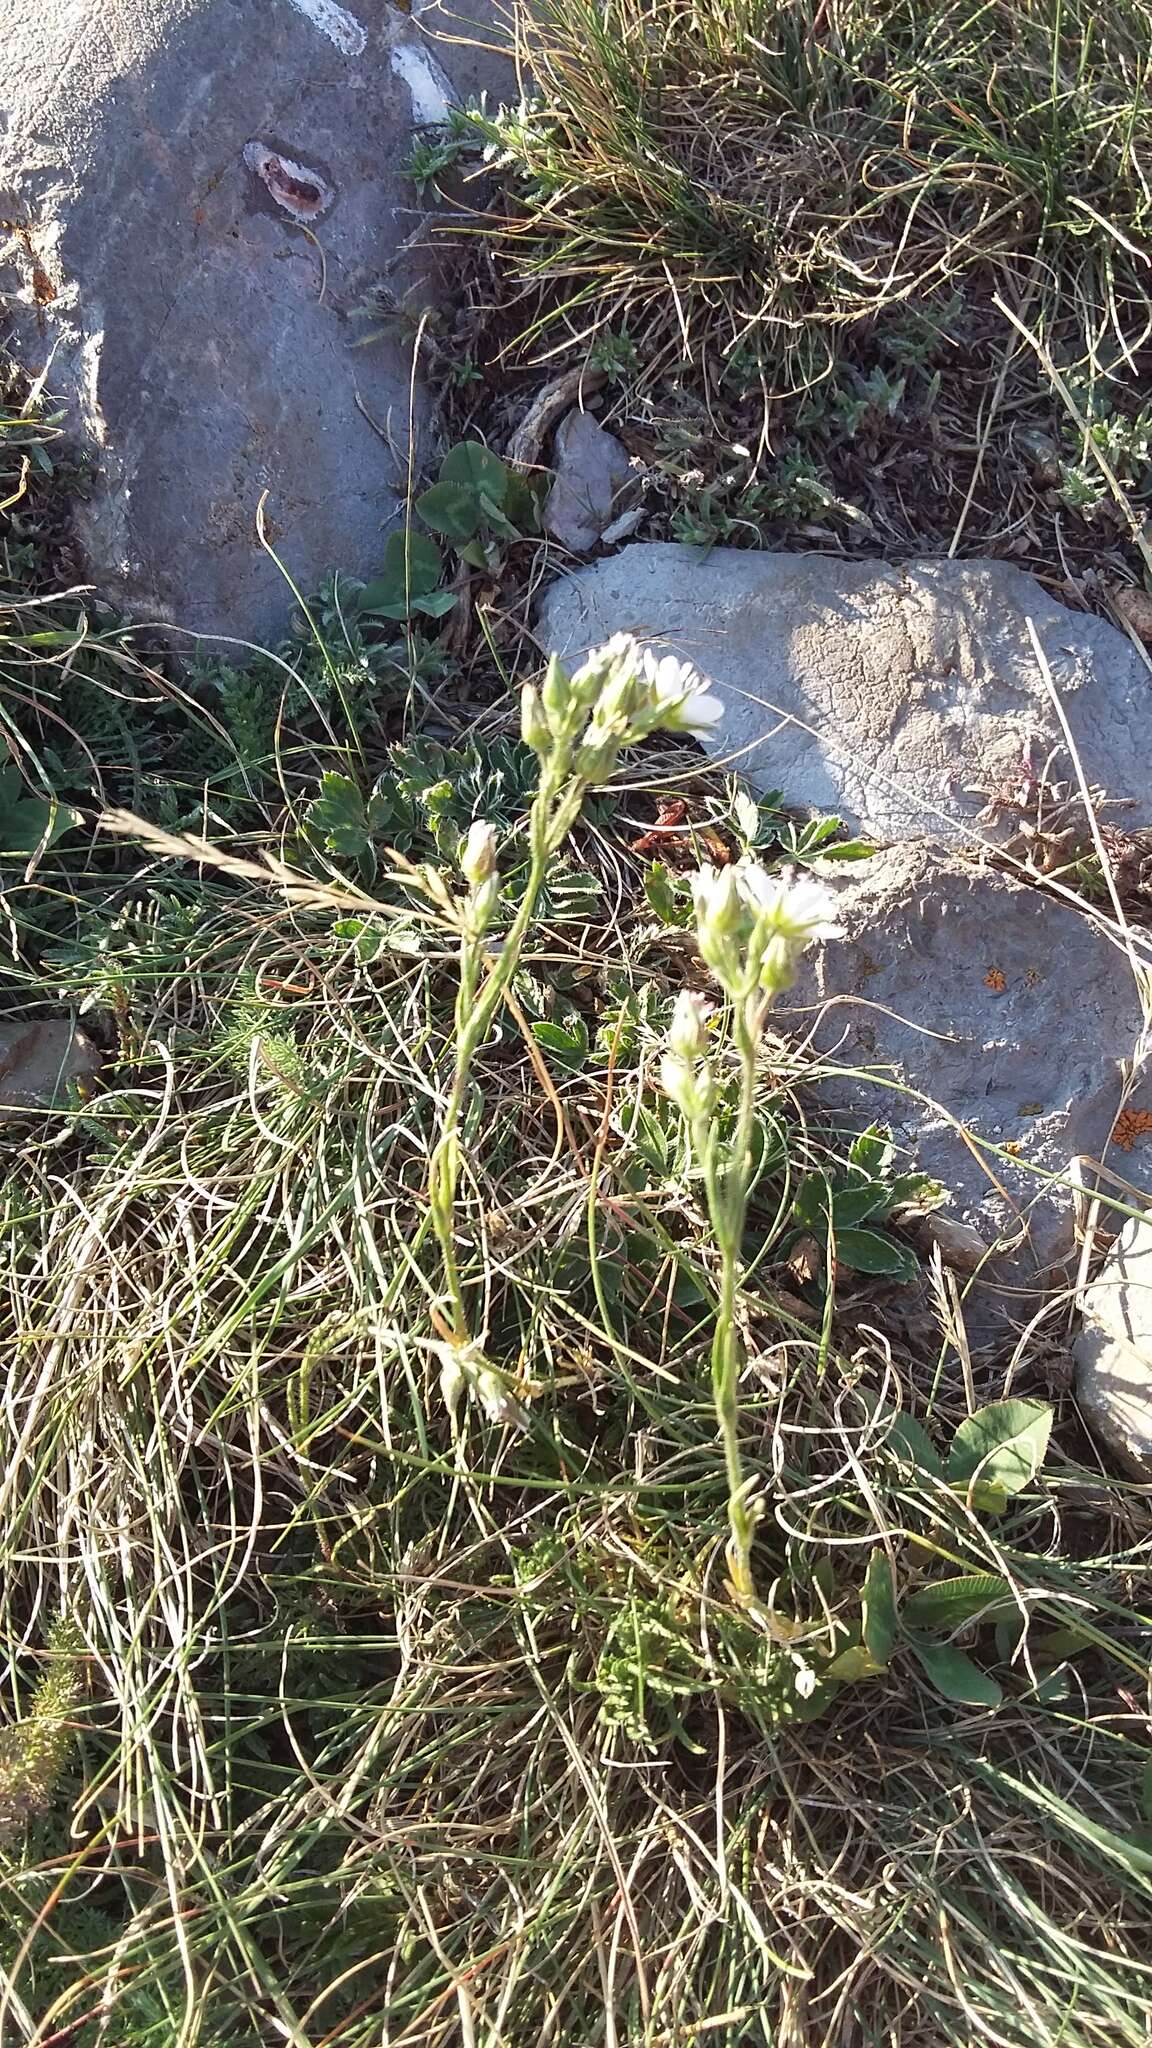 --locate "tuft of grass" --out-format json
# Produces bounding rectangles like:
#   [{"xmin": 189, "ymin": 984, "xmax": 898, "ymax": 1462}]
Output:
[
  {"xmin": 3, "ymin": 362, "xmax": 1152, "ymax": 2047},
  {"xmin": 457, "ymin": 0, "xmax": 1152, "ymax": 391}
]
